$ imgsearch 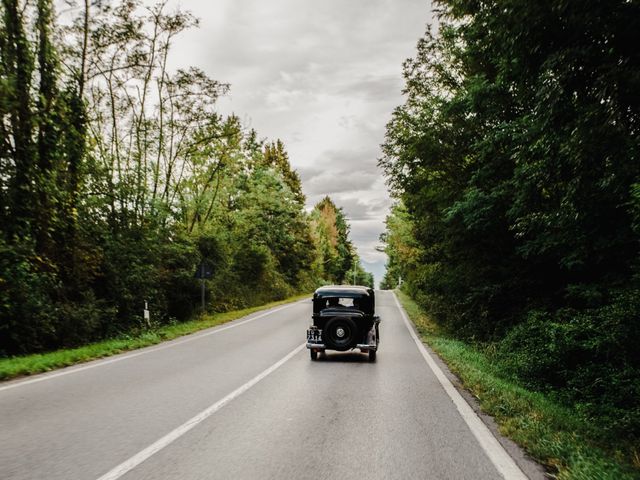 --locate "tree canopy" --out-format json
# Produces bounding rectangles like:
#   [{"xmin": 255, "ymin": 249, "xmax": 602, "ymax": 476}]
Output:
[
  {"xmin": 0, "ymin": 0, "xmax": 372, "ymax": 355},
  {"xmin": 380, "ymin": 0, "xmax": 640, "ymax": 444}
]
